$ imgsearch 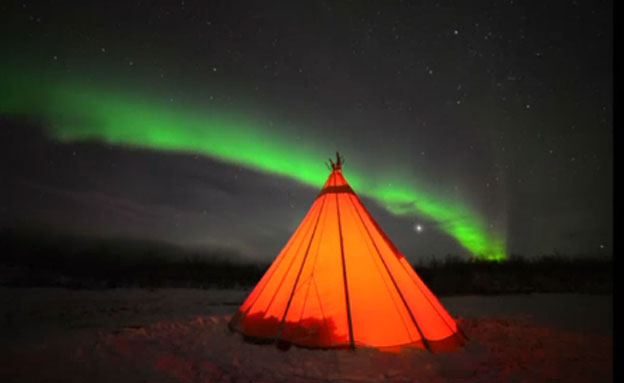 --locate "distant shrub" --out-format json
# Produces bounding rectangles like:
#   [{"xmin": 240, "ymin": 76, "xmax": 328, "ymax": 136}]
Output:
[{"xmin": 0, "ymin": 228, "xmax": 612, "ymax": 294}]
